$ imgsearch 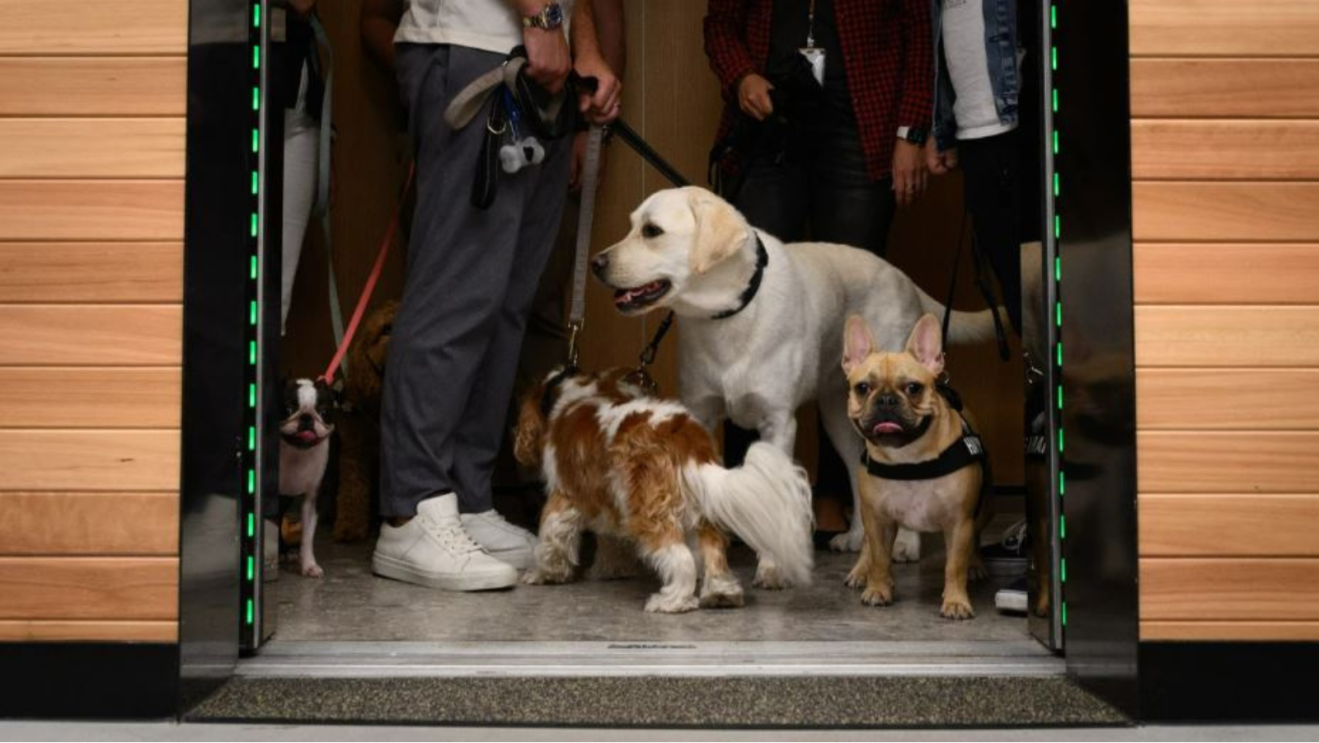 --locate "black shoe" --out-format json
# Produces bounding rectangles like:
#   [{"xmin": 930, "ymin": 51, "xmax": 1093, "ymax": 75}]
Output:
[{"xmin": 995, "ymin": 576, "xmax": 1028, "ymax": 614}]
